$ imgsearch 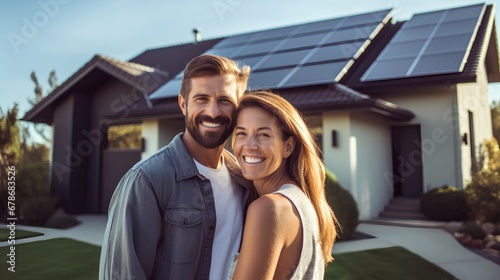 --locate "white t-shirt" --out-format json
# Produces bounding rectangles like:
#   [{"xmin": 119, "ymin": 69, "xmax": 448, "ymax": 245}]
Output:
[{"xmin": 194, "ymin": 158, "xmax": 245, "ymax": 280}]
